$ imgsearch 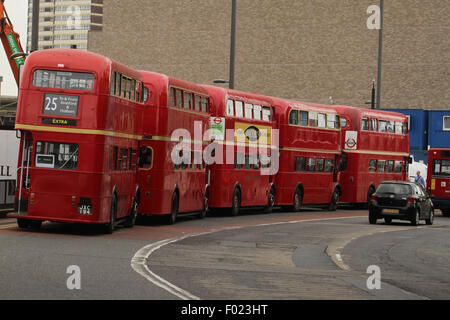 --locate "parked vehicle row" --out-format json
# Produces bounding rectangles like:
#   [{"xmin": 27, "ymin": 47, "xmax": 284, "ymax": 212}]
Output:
[{"xmin": 7, "ymin": 49, "xmax": 411, "ymax": 232}]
